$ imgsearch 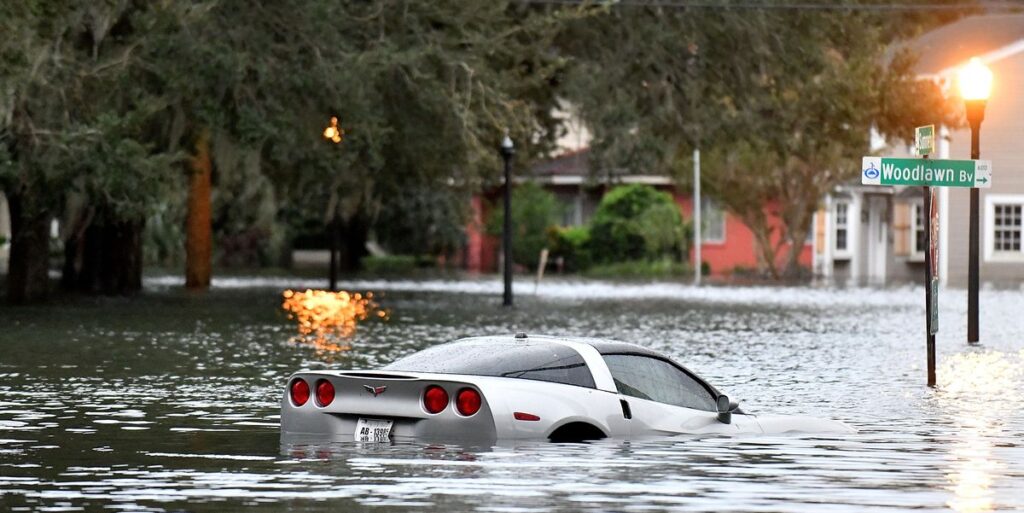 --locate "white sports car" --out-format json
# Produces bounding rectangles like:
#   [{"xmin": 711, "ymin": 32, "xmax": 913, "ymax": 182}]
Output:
[{"xmin": 280, "ymin": 334, "xmax": 853, "ymax": 443}]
